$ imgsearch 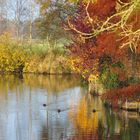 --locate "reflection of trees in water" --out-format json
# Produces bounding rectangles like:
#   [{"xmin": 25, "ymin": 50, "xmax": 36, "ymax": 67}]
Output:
[
  {"xmin": 23, "ymin": 74, "xmax": 81, "ymax": 94},
  {"xmin": 69, "ymin": 94, "xmax": 140, "ymax": 140},
  {"xmin": 0, "ymin": 74, "xmax": 81, "ymax": 95},
  {"xmin": 0, "ymin": 75, "xmax": 139, "ymax": 140},
  {"xmin": 69, "ymin": 95, "xmax": 100, "ymax": 140},
  {"xmin": 40, "ymin": 125, "xmax": 48, "ymax": 140},
  {"xmin": 0, "ymin": 74, "xmax": 24, "ymax": 98}
]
